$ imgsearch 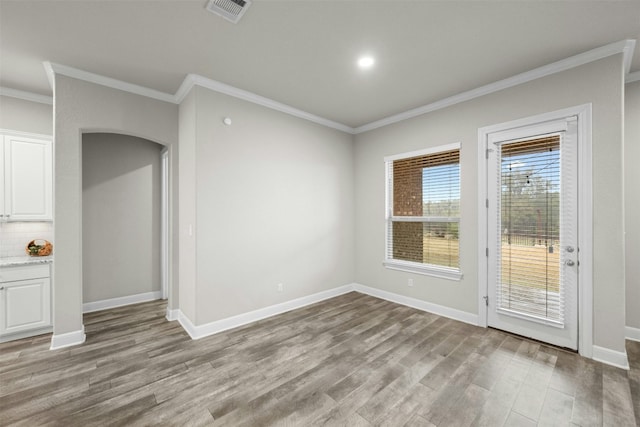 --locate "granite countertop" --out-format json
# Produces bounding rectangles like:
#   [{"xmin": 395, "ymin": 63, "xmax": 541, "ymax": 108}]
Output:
[{"xmin": 0, "ymin": 256, "xmax": 53, "ymax": 267}]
